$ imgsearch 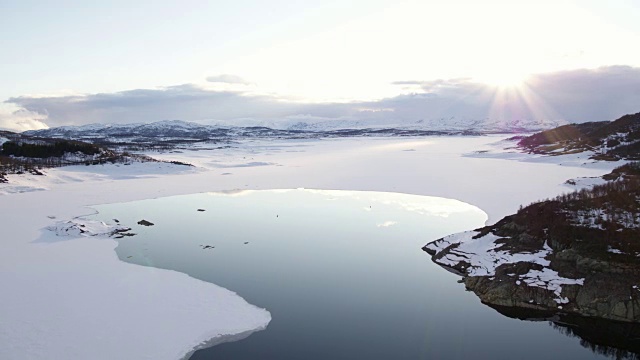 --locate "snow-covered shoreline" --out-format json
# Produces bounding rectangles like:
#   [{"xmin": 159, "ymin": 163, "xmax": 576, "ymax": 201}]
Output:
[
  {"xmin": 0, "ymin": 135, "xmax": 622, "ymax": 359},
  {"xmin": 0, "ymin": 163, "xmax": 272, "ymax": 360},
  {"xmin": 425, "ymin": 230, "xmax": 586, "ymax": 306}
]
